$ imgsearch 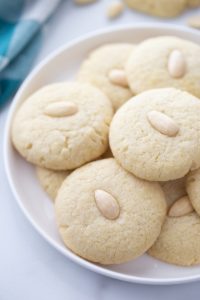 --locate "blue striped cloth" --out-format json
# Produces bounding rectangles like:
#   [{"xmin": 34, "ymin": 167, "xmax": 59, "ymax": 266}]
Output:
[{"xmin": 0, "ymin": 0, "xmax": 61, "ymax": 107}]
